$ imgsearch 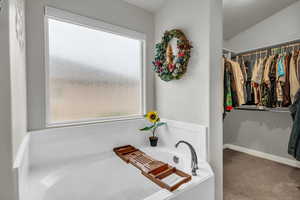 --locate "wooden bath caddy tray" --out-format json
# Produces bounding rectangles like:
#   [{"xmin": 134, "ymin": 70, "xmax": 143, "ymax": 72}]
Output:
[{"xmin": 113, "ymin": 145, "xmax": 191, "ymax": 191}]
